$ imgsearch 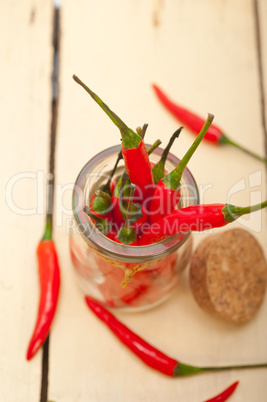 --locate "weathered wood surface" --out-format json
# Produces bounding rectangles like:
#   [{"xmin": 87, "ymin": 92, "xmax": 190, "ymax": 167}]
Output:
[
  {"xmin": 0, "ymin": 1, "xmax": 52, "ymax": 401},
  {"xmin": 1, "ymin": 1, "xmax": 266, "ymax": 401},
  {"xmin": 50, "ymin": 1, "xmax": 267, "ymax": 401}
]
